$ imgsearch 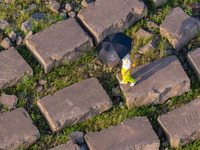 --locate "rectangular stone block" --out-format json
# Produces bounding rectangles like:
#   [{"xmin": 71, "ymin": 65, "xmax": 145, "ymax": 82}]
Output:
[
  {"xmin": 158, "ymin": 98, "xmax": 200, "ymax": 148},
  {"xmin": 0, "ymin": 47, "xmax": 33, "ymax": 90},
  {"xmin": 78, "ymin": 0, "xmax": 147, "ymax": 45},
  {"xmin": 26, "ymin": 18, "xmax": 93, "ymax": 73},
  {"xmin": 0, "ymin": 107, "xmax": 40, "ymax": 150},
  {"xmin": 49, "ymin": 140, "xmax": 80, "ymax": 150},
  {"xmin": 187, "ymin": 47, "xmax": 200, "ymax": 82},
  {"xmin": 85, "ymin": 117, "xmax": 160, "ymax": 150},
  {"xmin": 37, "ymin": 78, "xmax": 112, "ymax": 132},
  {"xmin": 160, "ymin": 7, "xmax": 200, "ymax": 52},
  {"xmin": 116, "ymin": 55, "xmax": 190, "ymax": 108}
]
